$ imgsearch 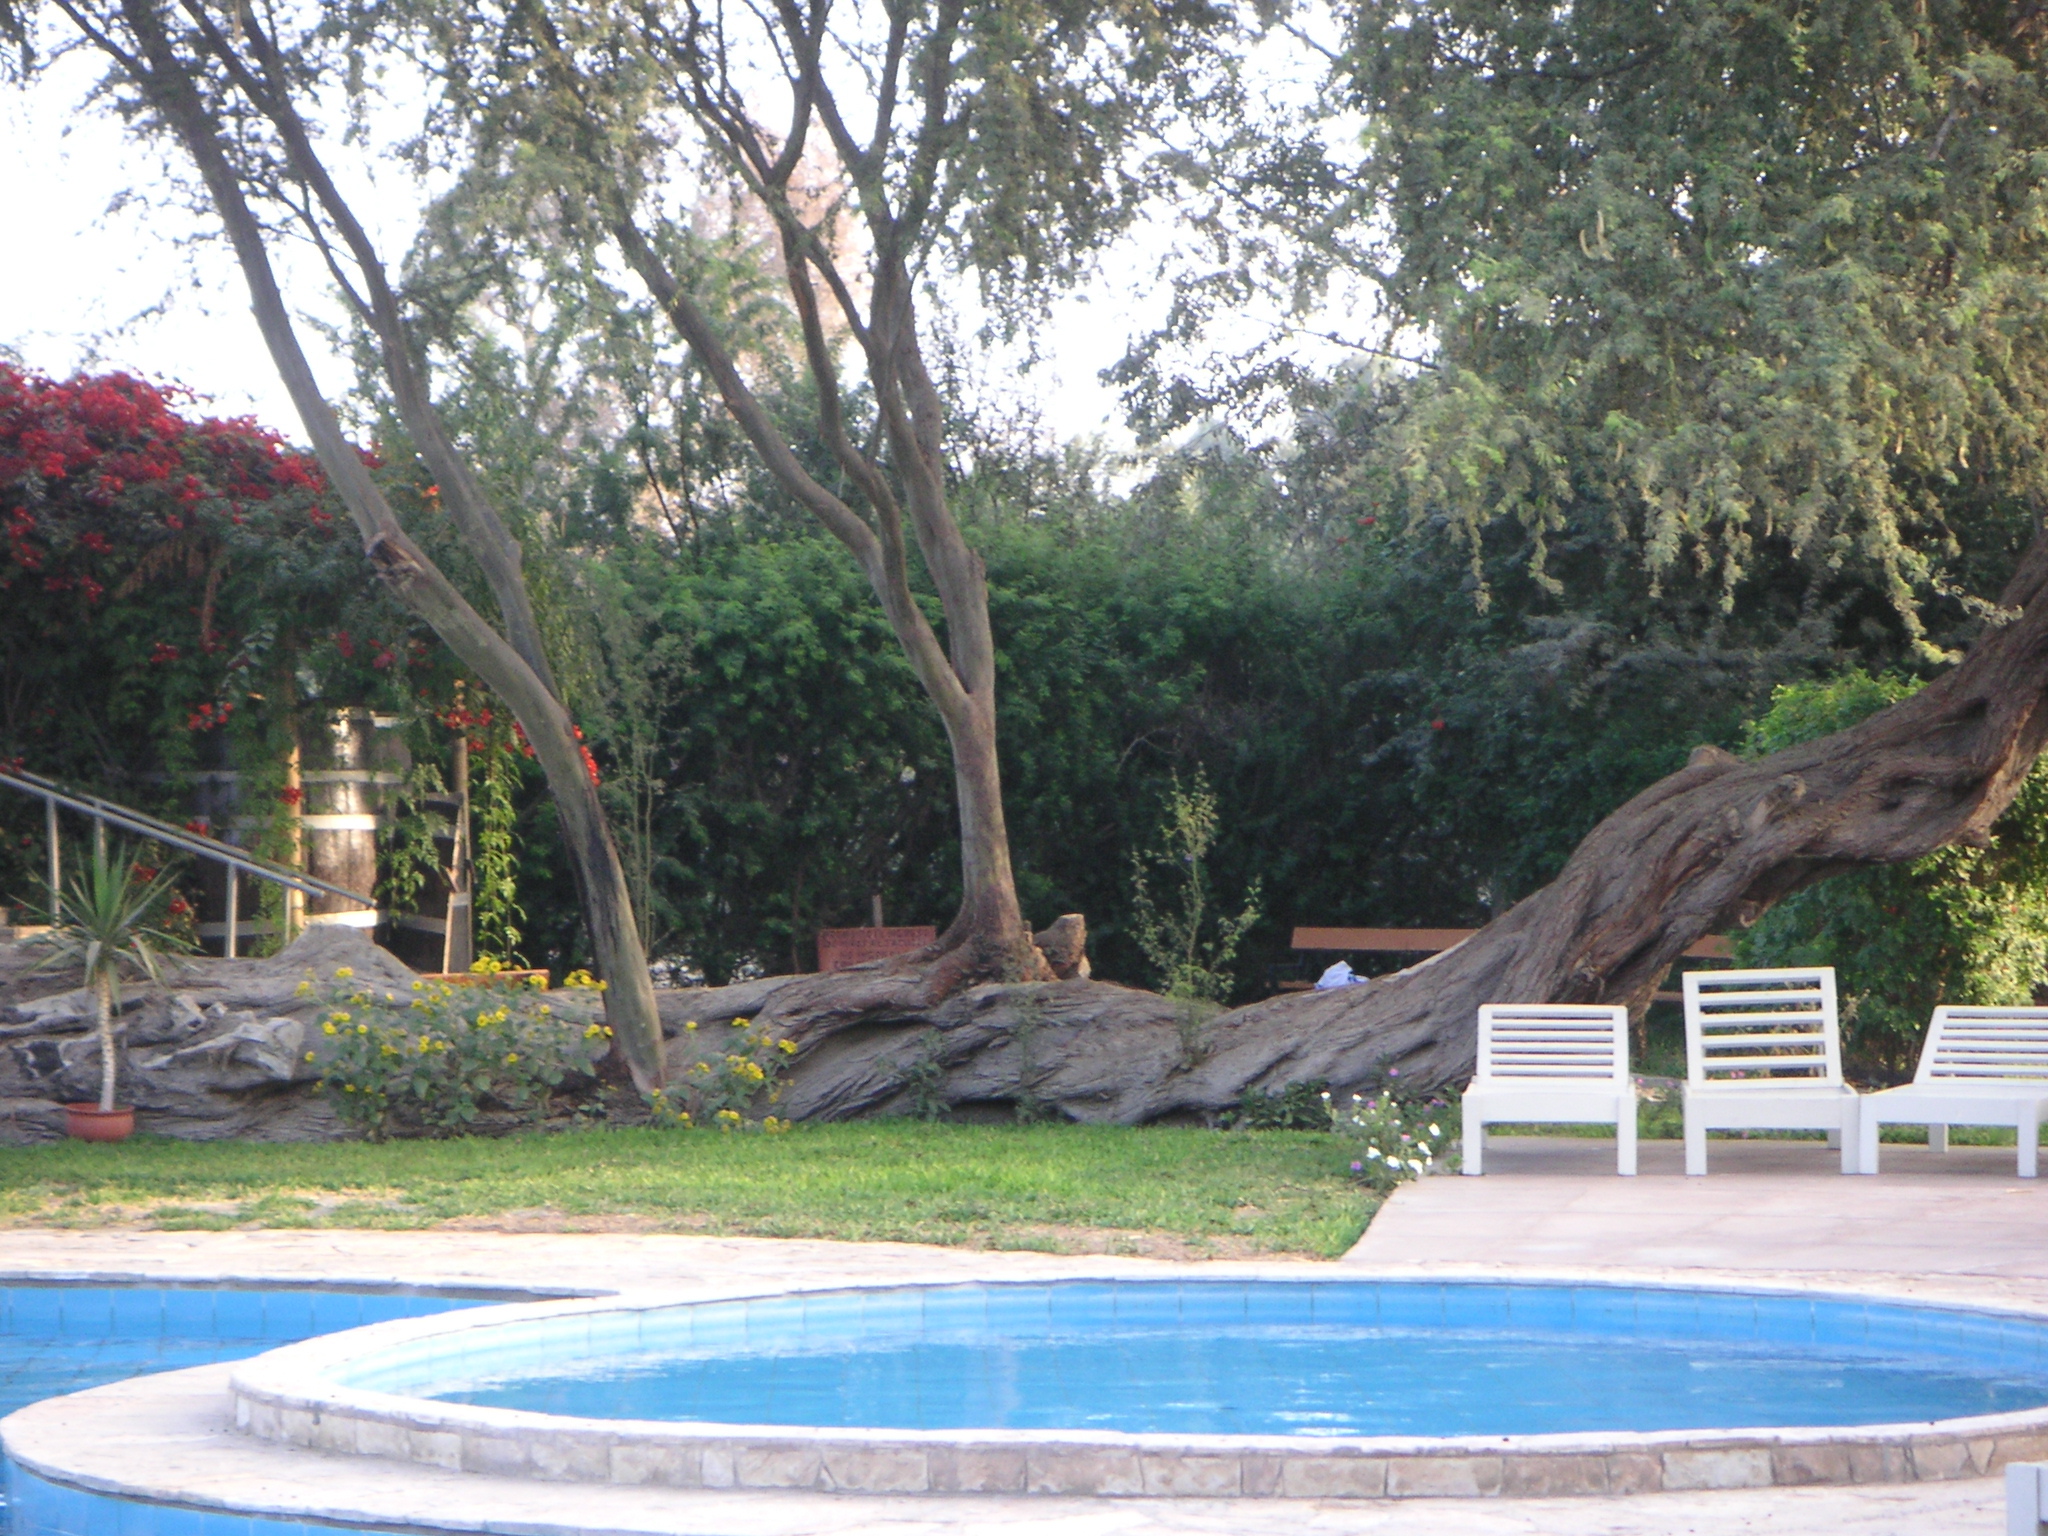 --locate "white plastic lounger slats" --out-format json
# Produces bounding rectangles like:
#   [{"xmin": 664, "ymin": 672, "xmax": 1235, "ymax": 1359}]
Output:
[
  {"xmin": 1920, "ymin": 1010, "xmax": 2048, "ymax": 1080},
  {"xmin": 1687, "ymin": 974, "xmax": 1839, "ymax": 1083},
  {"xmin": 1681, "ymin": 968, "xmax": 1860, "ymax": 1176},
  {"xmin": 1463, "ymin": 1003, "xmax": 1635, "ymax": 1176},
  {"xmin": 1859, "ymin": 1007, "xmax": 2048, "ymax": 1178}
]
